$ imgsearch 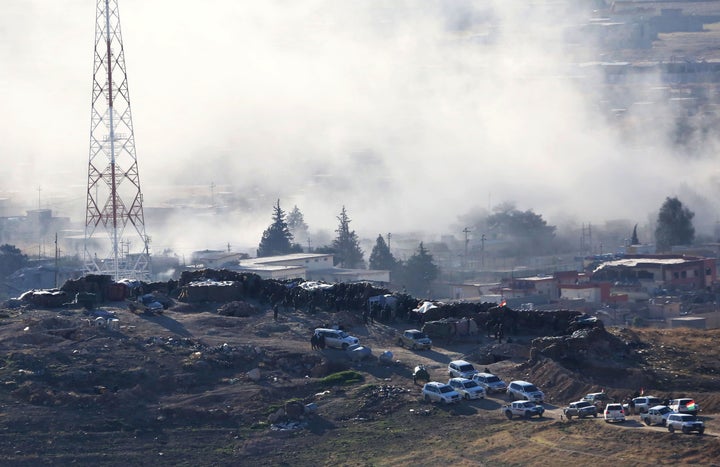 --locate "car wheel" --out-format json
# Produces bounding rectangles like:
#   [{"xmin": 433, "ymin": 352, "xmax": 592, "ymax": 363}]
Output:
[
  {"xmin": 397, "ymin": 339, "xmax": 403, "ymax": 347},
  {"xmin": 412, "ymin": 343, "xmax": 417, "ymax": 350},
  {"xmin": 644, "ymin": 418, "xmax": 651, "ymax": 426},
  {"xmin": 698, "ymin": 429, "xmax": 704, "ymax": 435},
  {"xmin": 505, "ymin": 410, "xmax": 513, "ymax": 420},
  {"xmin": 661, "ymin": 420, "xmax": 666, "ymax": 427},
  {"xmin": 668, "ymin": 425, "xmax": 675, "ymax": 433},
  {"xmin": 682, "ymin": 427, "xmax": 690, "ymax": 434},
  {"xmin": 464, "ymin": 394, "xmax": 470, "ymax": 400},
  {"xmin": 524, "ymin": 411, "xmax": 531, "ymax": 419},
  {"xmin": 593, "ymin": 413, "xmax": 598, "ymax": 418},
  {"xmin": 342, "ymin": 343, "xmax": 348, "ymax": 350},
  {"xmin": 566, "ymin": 413, "xmax": 572, "ymax": 420},
  {"xmin": 424, "ymin": 394, "xmax": 430, "ymax": 402}
]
